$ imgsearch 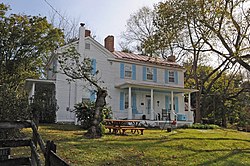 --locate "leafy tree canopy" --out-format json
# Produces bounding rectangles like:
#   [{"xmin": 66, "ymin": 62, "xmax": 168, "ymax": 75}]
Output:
[
  {"xmin": 0, "ymin": 3, "xmax": 64, "ymax": 90},
  {"xmin": 155, "ymin": 0, "xmax": 250, "ymax": 71},
  {"xmin": 0, "ymin": 3, "xmax": 64, "ymax": 123}
]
